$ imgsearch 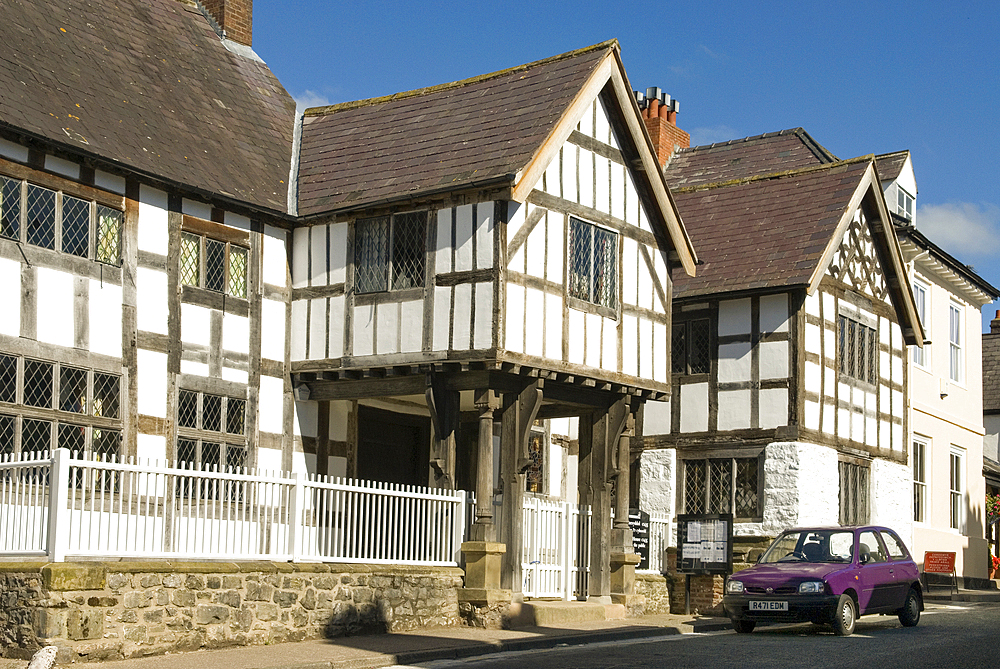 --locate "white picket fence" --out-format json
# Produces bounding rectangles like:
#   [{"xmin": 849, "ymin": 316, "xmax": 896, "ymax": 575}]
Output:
[
  {"xmin": 0, "ymin": 449, "xmax": 470, "ymax": 566},
  {"xmin": 521, "ymin": 495, "xmax": 592, "ymax": 600},
  {"xmin": 637, "ymin": 516, "xmax": 674, "ymax": 574}
]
